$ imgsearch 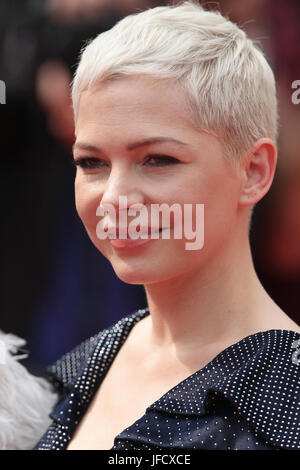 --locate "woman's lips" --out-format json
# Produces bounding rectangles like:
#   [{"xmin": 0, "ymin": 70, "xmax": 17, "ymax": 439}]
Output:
[
  {"xmin": 106, "ymin": 226, "xmax": 163, "ymax": 238},
  {"xmin": 108, "ymin": 227, "xmax": 169, "ymax": 249},
  {"xmin": 109, "ymin": 237, "xmax": 154, "ymax": 249}
]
